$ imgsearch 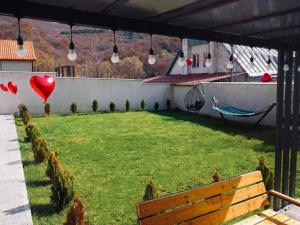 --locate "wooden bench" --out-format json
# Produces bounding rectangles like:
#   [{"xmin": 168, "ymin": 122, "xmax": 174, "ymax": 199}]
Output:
[{"xmin": 136, "ymin": 171, "xmax": 300, "ymax": 225}]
